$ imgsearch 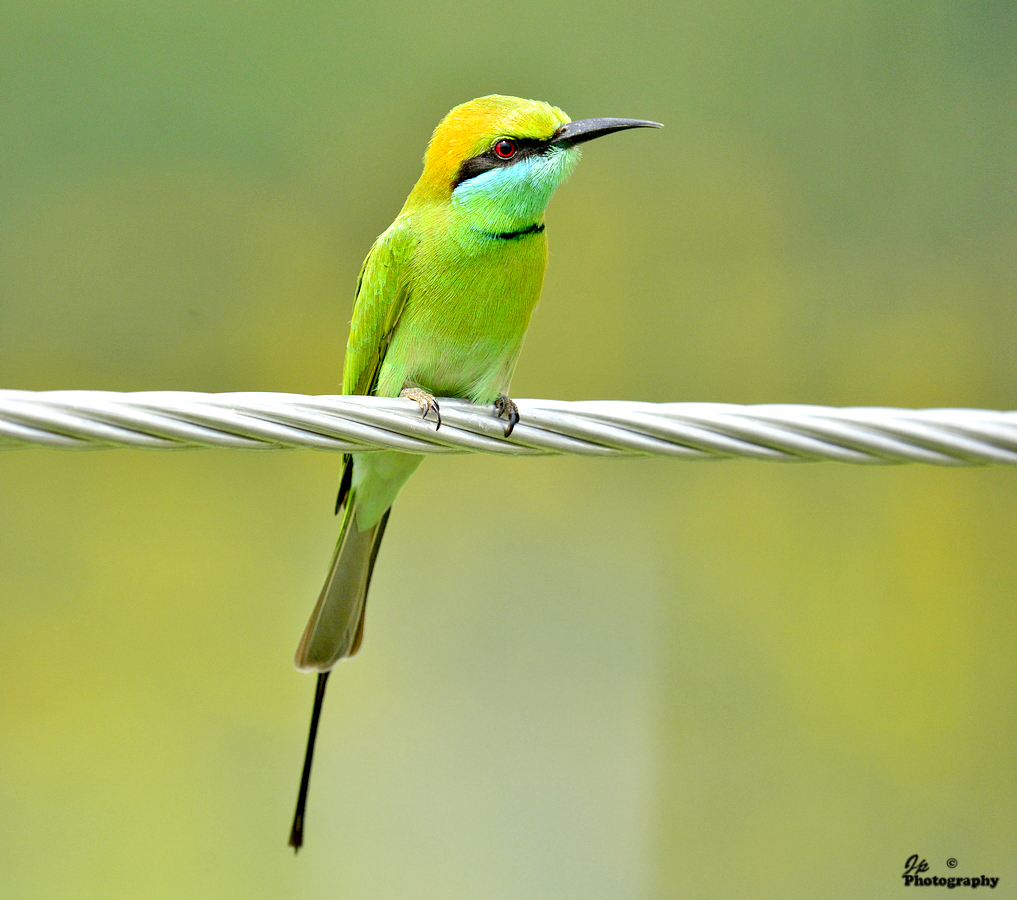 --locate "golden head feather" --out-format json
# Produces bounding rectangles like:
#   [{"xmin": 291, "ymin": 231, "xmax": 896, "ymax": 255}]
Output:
[{"xmin": 411, "ymin": 95, "xmax": 571, "ymax": 201}]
